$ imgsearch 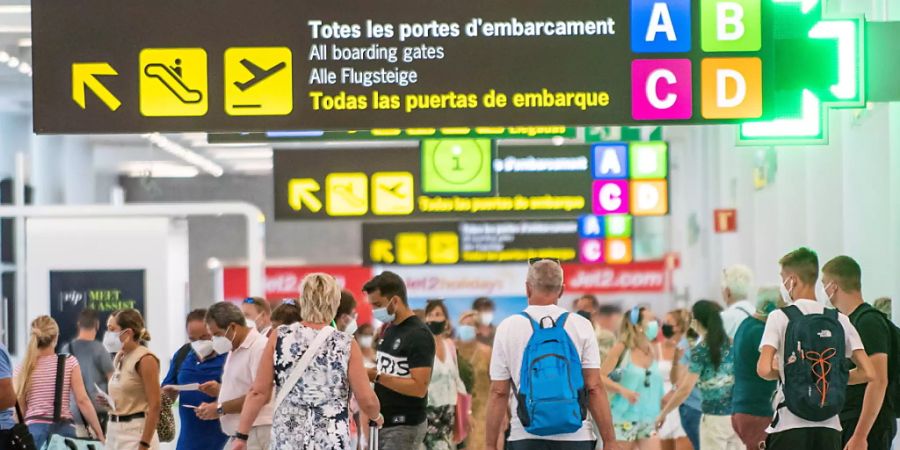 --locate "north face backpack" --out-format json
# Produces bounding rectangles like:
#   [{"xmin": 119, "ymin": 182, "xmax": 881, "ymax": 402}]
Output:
[
  {"xmin": 512, "ymin": 312, "xmax": 587, "ymax": 436},
  {"xmin": 850, "ymin": 307, "xmax": 900, "ymax": 418},
  {"xmin": 778, "ymin": 305, "xmax": 849, "ymax": 422}
]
